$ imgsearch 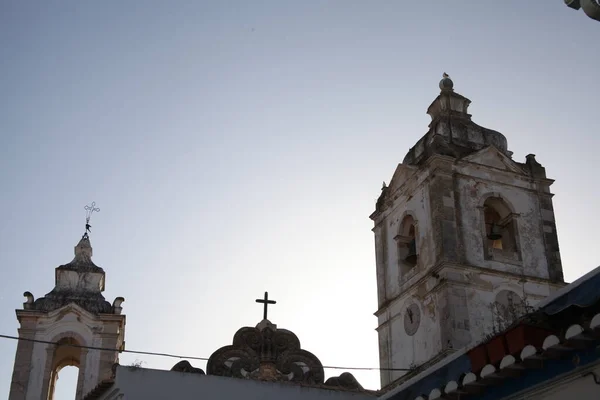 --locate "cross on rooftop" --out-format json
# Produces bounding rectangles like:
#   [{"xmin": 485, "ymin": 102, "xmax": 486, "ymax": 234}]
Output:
[
  {"xmin": 83, "ymin": 201, "xmax": 100, "ymax": 239},
  {"xmin": 255, "ymin": 291, "xmax": 276, "ymax": 320}
]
